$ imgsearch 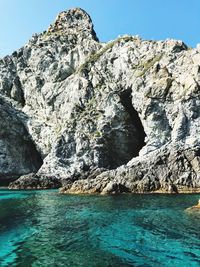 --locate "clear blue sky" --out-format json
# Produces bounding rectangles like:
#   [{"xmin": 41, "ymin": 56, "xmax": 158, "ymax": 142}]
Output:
[{"xmin": 0, "ymin": 0, "xmax": 199, "ymax": 57}]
